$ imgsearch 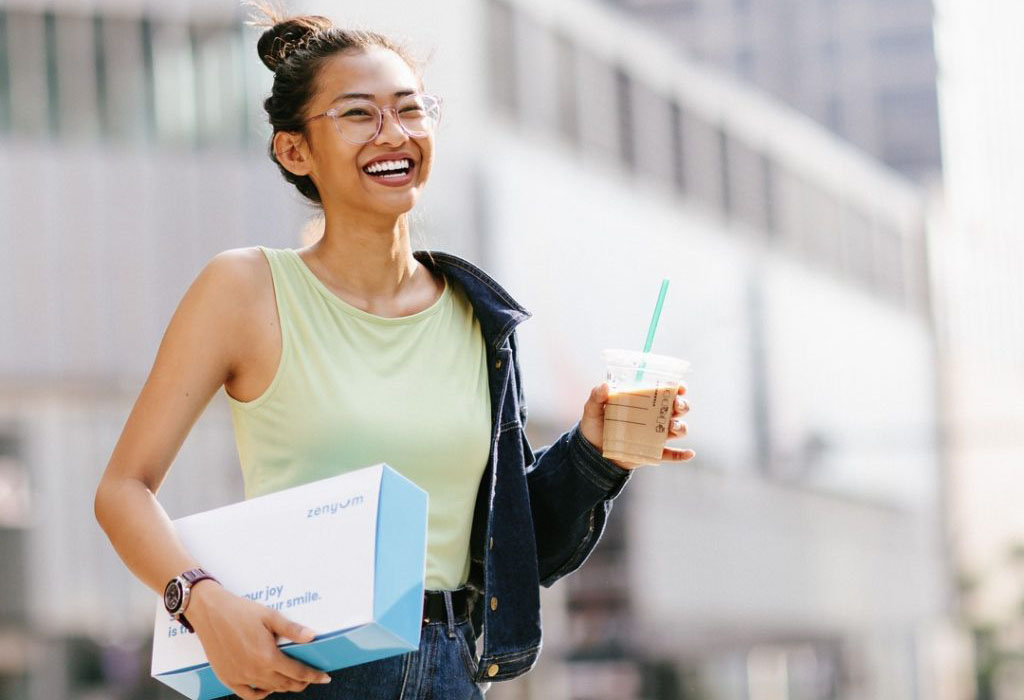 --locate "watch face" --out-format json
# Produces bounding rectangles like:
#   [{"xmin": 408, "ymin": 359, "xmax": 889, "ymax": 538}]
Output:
[{"xmin": 164, "ymin": 580, "xmax": 184, "ymax": 614}]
